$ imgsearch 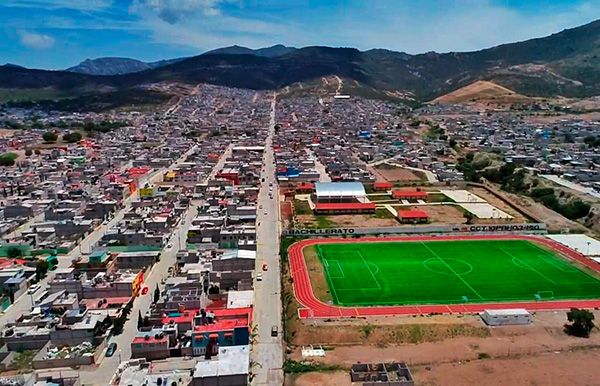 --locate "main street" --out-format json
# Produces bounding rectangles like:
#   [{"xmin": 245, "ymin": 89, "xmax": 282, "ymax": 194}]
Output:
[{"xmin": 251, "ymin": 94, "xmax": 284, "ymax": 385}]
